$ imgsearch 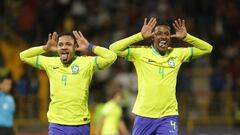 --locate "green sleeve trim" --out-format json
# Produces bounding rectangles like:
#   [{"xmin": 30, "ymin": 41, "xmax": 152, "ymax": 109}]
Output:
[
  {"xmin": 189, "ymin": 47, "xmax": 193, "ymax": 61},
  {"xmin": 36, "ymin": 55, "xmax": 40, "ymax": 68},
  {"xmin": 94, "ymin": 57, "xmax": 101, "ymax": 70},
  {"xmin": 125, "ymin": 48, "xmax": 131, "ymax": 61}
]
